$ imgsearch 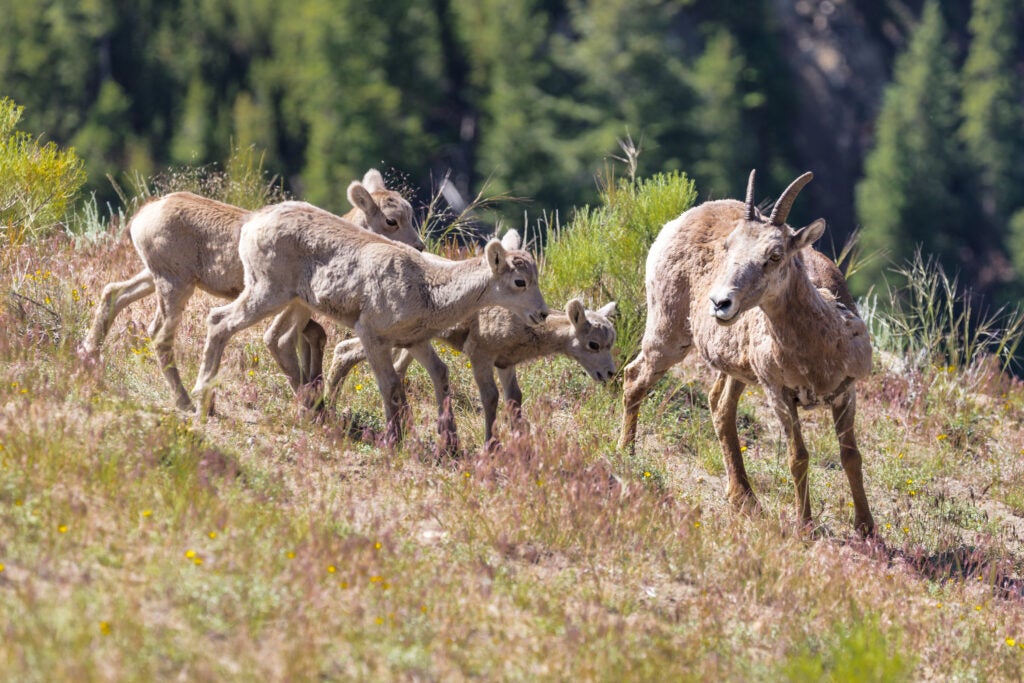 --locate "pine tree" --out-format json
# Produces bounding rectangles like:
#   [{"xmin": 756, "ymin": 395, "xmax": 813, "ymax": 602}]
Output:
[
  {"xmin": 272, "ymin": 0, "xmax": 448, "ymax": 212},
  {"xmin": 854, "ymin": 1, "xmax": 975, "ymax": 295},
  {"xmin": 686, "ymin": 28, "xmax": 756, "ymax": 200},
  {"xmin": 960, "ymin": 0, "xmax": 1024, "ymax": 281}
]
